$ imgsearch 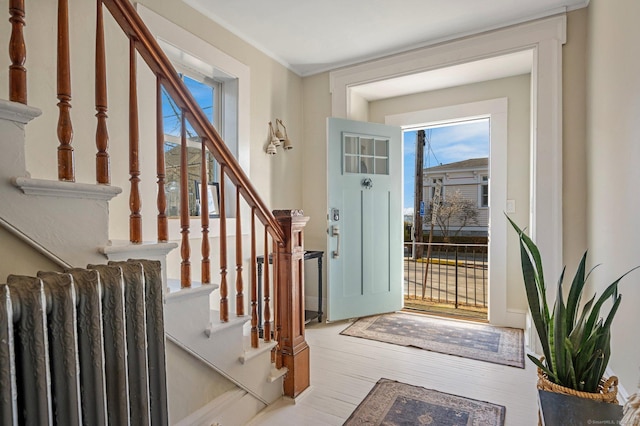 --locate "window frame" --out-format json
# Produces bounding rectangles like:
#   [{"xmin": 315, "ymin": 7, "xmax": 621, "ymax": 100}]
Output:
[{"xmin": 479, "ymin": 175, "xmax": 489, "ymax": 208}]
